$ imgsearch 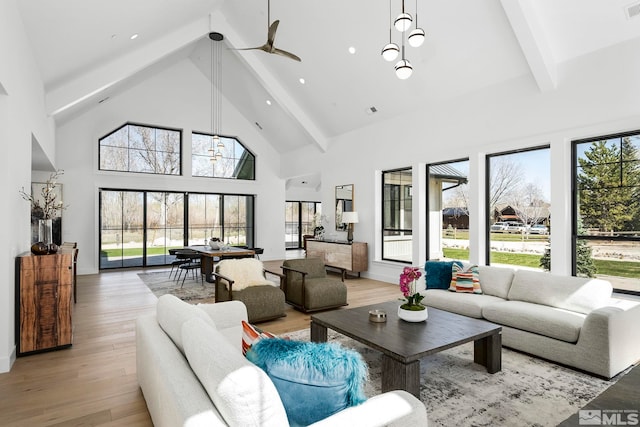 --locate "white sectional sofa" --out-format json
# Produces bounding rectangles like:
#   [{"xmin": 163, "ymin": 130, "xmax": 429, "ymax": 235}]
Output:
[
  {"xmin": 136, "ymin": 294, "xmax": 428, "ymax": 427},
  {"xmin": 420, "ymin": 266, "xmax": 640, "ymax": 378}
]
